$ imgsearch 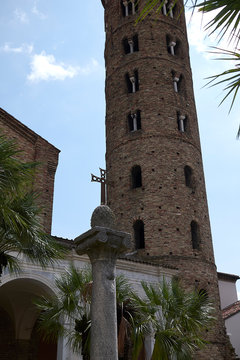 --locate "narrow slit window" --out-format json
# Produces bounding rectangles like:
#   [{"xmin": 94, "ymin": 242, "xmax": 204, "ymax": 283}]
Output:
[
  {"xmin": 131, "ymin": 165, "xmax": 142, "ymax": 188},
  {"xmin": 133, "ymin": 34, "xmax": 139, "ymax": 52},
  {"xmin": 123, "ymin": 37, "xmax": 130, "ymax": 54},
  {"xmin": 125, "ymin": 73, "xmax": 133, "ymax": 93},
  {"xmin": 184, "ymin": 165, "xmax": 193, "ymax": 188},
  {"xmin": 191, "ymin": 221, "xmax": 200, "ymax": 250},
  {"xmin": 134, "ymin": 220, "xmax": 145, "ymax": 249}
]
